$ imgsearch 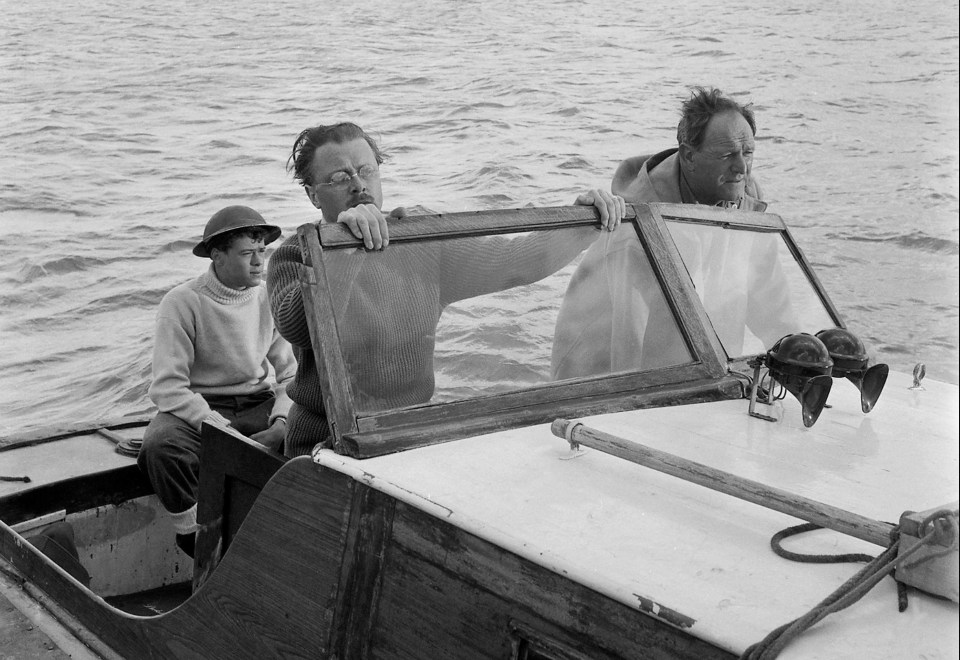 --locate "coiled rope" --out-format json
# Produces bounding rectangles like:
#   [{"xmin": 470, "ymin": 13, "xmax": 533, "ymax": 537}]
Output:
[{"xmin": 739, "ymin": 508, "xmax": 958, "ymax": 660}]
